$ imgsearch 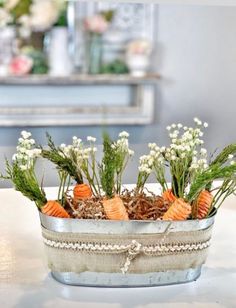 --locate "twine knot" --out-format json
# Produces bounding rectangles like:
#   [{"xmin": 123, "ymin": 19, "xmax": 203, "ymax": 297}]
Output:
[{"xmin": 121, "ymin": 240, "xmax": 142, "ymax": 274}]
